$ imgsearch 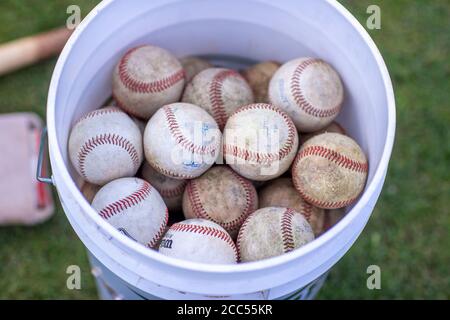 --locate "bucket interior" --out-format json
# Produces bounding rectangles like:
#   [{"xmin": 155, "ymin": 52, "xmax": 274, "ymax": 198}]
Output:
[{"xmin": 51, "ymin": 0, "xmax": 391, "ymax": 266}]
